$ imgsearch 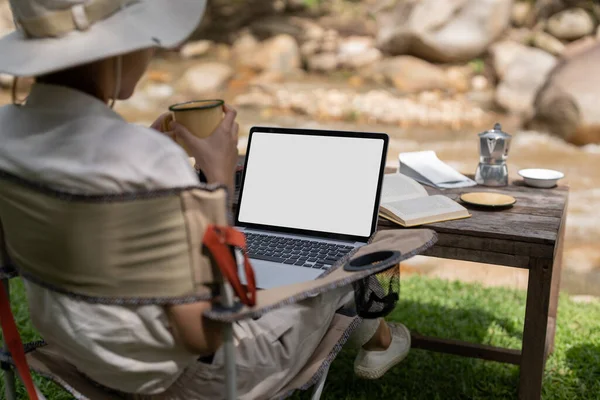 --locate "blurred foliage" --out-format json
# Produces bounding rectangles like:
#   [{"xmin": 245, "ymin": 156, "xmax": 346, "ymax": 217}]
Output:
[
  {"xmin": 469, "ymin": 59, "xmax": 485, "ymax": 75},
  {"xmin": 303, "ymin": 0, "xmax": 321, "ymax": 7}
]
